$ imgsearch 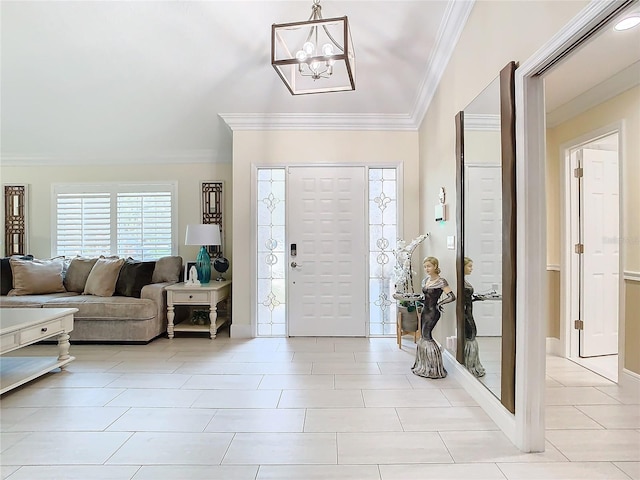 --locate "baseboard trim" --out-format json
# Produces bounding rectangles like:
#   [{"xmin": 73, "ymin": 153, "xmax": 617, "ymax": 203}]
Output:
[
  {"xmin": 230, "ymin": 324, "xmax": 252, "ymax": 339},
  {"xmin": 620, "ymin": 368, "xmax": 640, "ymax": 389},
  {"xmin": 546, "ymin": 337, "xmax": 562, "ymax": 356},
  {"xmin": 442, "ymin": 350, "xmax": 516, "ymax": 441}
]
